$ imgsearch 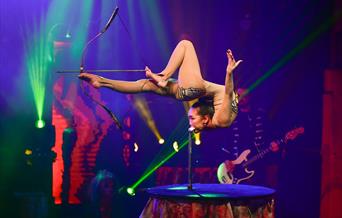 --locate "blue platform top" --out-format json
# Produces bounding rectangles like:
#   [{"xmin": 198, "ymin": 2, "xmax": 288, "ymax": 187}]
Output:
[{"xmin": 146, "ymin": 183, "xmax": 275, "ymax": 201}]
